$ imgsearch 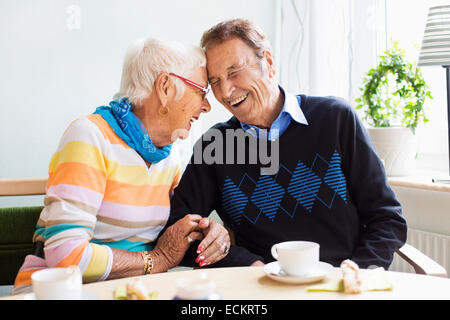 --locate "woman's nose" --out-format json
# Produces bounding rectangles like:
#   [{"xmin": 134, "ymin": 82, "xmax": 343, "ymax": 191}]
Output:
[{"xmin": 201, "ymin": 98, "xmax": 211, "ymax": 113}]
